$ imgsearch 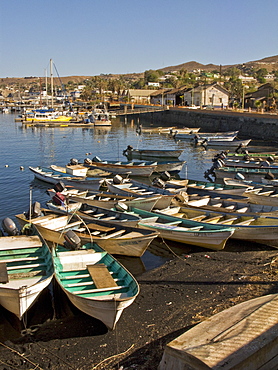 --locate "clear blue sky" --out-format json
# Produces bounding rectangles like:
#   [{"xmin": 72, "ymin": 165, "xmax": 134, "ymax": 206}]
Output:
[{"xmin": 1, "ymin": 0, "xmax": 278, "ymax": 77}]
